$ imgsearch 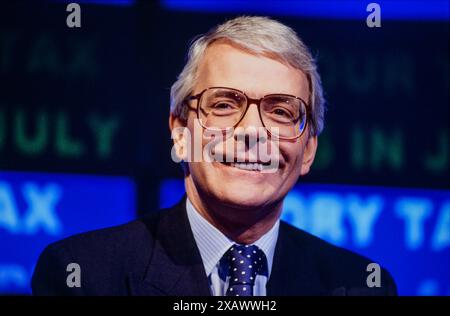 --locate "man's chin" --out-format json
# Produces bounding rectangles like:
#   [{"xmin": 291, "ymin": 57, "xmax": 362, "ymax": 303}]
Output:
[{"xmin": 214, "ymin": 188, "xmax": 272, "ymax": 210}]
